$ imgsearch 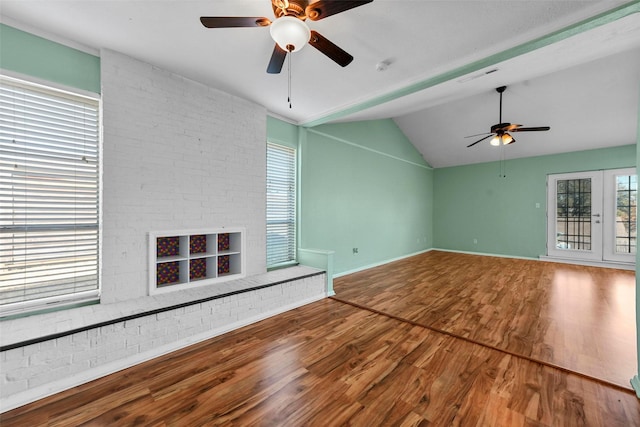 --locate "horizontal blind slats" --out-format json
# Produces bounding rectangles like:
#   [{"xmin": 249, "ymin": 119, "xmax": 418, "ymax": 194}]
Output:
[
  {"xmin": 0, "ymin": 77, "xmax": 100, "ymax": 311},
  {"xmin": 266, "ymin": 143, "xmax": 296, "ymax": 266}
]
